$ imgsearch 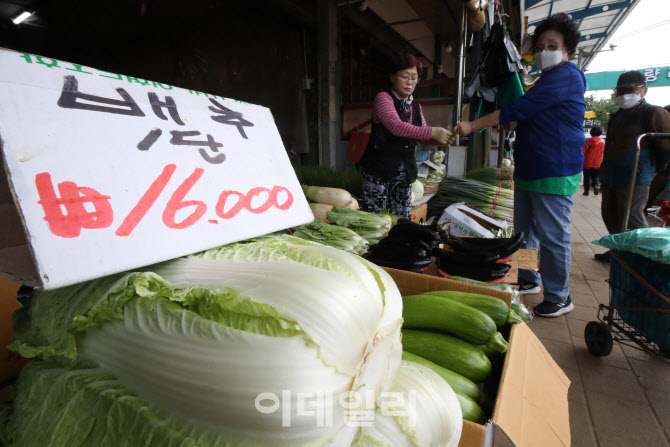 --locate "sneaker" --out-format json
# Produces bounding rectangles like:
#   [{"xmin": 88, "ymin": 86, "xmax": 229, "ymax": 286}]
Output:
[
  {"xmin": 533, "ymin": 296, "xmax": 574, "ymax": 318},
  {"xmin": 518, "ymin": 279, "xmax": 541, "ymax": 295},
  {"xmin": 594, "ymin": 251, "xmax": 611, "ymax": 262}
]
